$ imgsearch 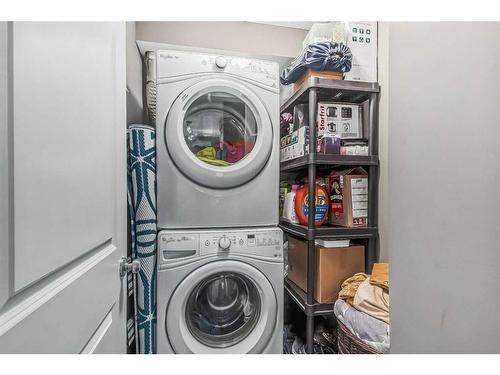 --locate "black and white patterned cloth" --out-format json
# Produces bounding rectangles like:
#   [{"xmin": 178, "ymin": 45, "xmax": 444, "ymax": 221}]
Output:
[{"xmin": 127, "ymin": 124, "xmax": 157, "ymax": 354}]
